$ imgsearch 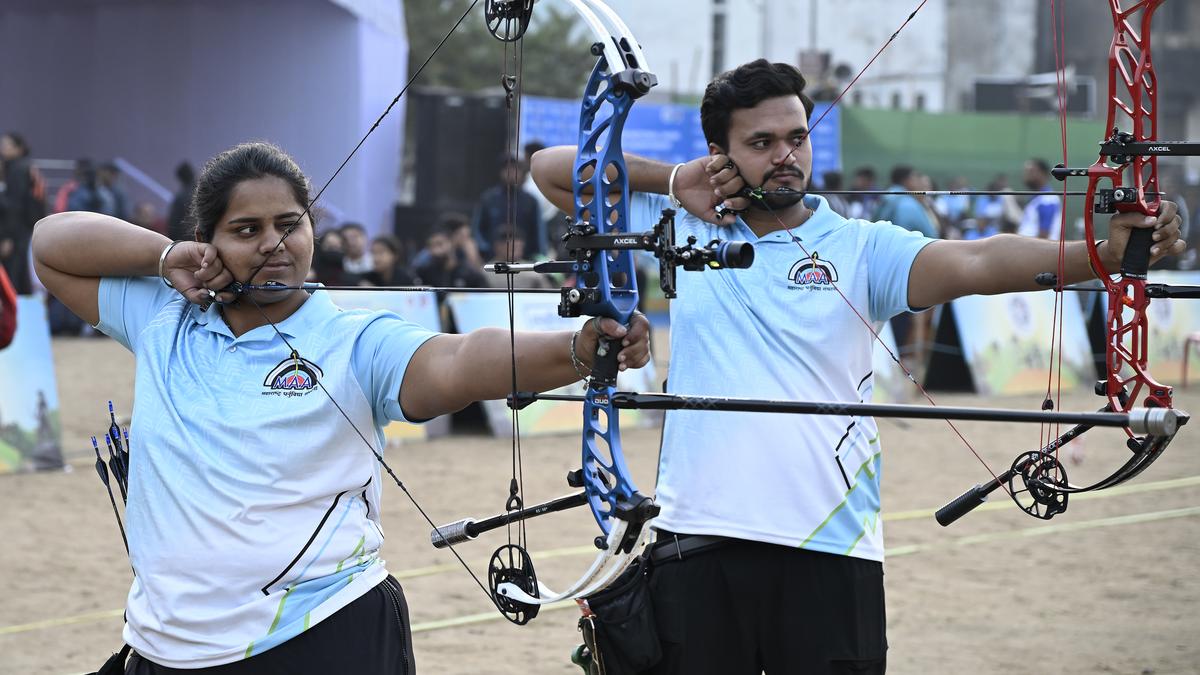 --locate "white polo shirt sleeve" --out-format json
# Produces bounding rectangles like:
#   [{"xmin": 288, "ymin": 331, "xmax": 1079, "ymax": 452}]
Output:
[
  {"xmin": 863, "ymin": 220, "xmax": 935, "ymax": 320},
  {"xmin": 96, "ymin": 276, "xmax": 186, "ymax": 351},
  {"xmin": 352, "ymin": 313, "xmax": 439, "ymax": 423}
]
